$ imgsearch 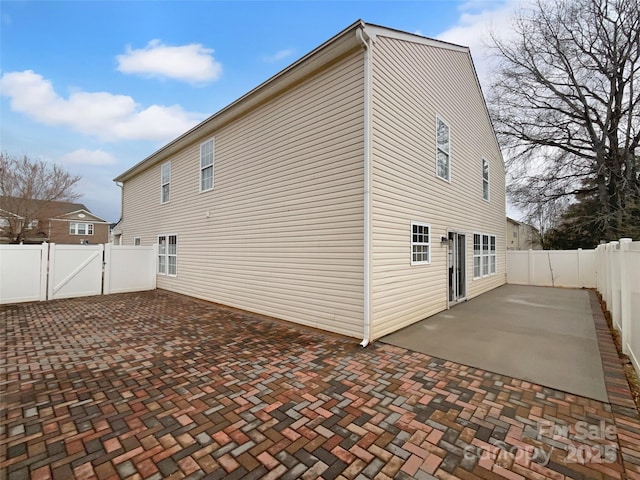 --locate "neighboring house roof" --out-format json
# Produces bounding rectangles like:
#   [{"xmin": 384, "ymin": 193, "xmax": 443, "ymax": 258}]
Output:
[
  {"xmin": 0, "ymin": 196, "xmax": 108, "ymax": 223},
  {"xmin": 115, "ymin": 19, "xmax": 502, "ymax": 183}
]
